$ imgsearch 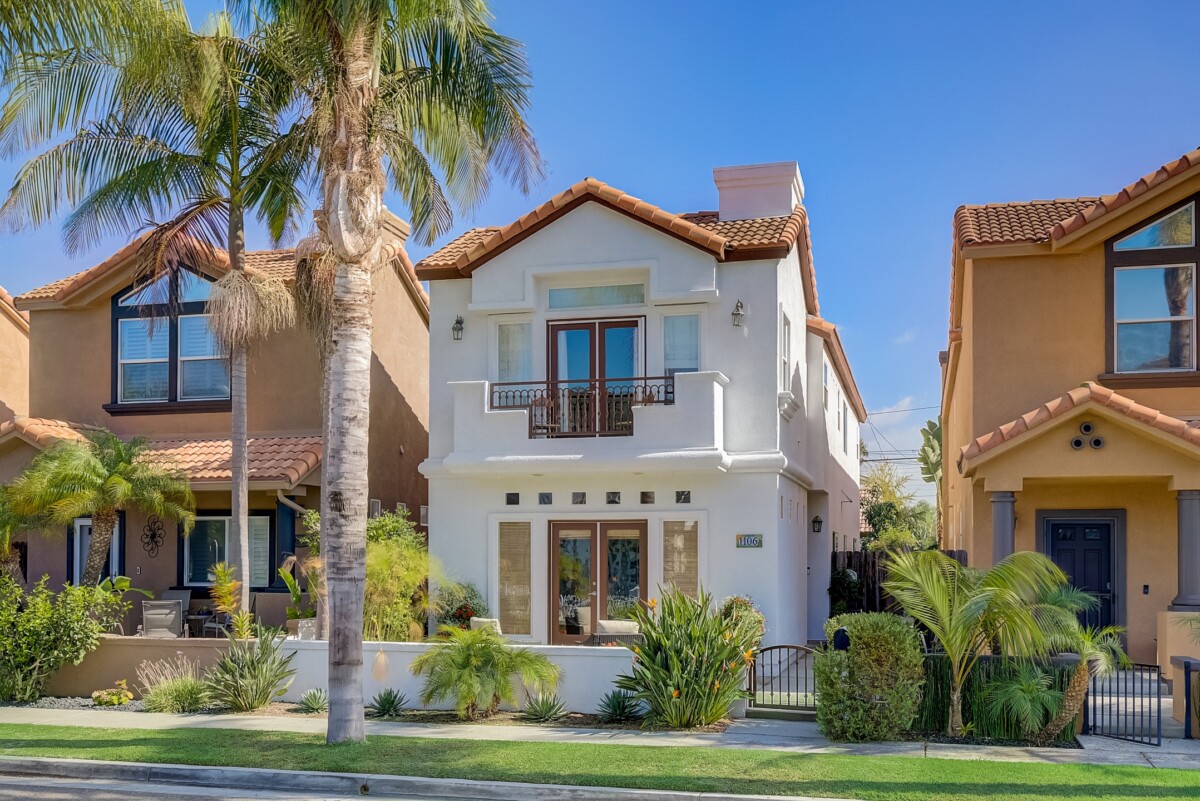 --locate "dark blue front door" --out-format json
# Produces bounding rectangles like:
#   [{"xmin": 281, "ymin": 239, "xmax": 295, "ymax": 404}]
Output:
[{"xmin": 1047, "ymin": 520, "xmax": 1114, "ymax": 629}]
